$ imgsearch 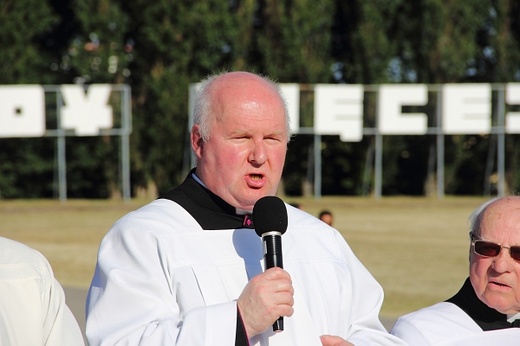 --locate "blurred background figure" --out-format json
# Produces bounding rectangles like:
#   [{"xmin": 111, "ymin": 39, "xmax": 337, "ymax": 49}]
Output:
[
  {"xmin": 0, "ymin": 236, "xmax": 84, "ymax": 345},
  {"xmin": 319, "ymin": 210, "xmax": 333, "ymax": 226}
]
